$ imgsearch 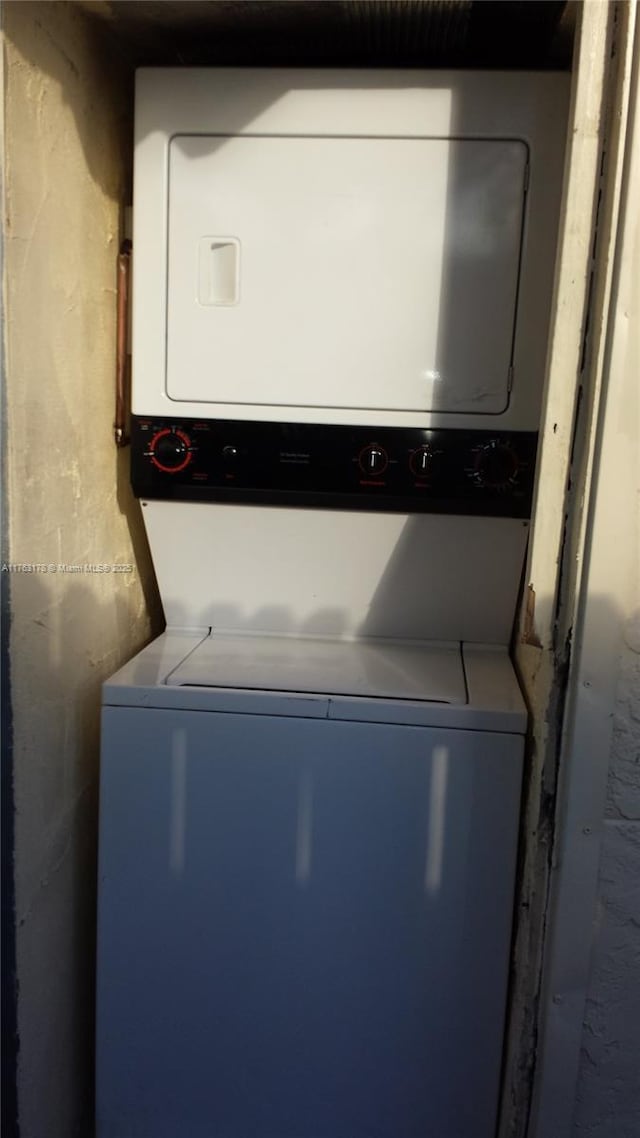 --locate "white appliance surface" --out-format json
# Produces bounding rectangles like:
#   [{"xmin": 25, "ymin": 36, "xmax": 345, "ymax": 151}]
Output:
[
  {"xmin": 97, "ymin": 630, "xmax": 525, "ymax": 1138},
  {"xmin": 103, "ymin": 630, "xmax": 526, "ymax": 733},
  {"xmin": 102, "ymin": 60, "xmax": 566, "ymax": 1138},
  {"xmin": 141, "ymin": 500, "xmax": 530, "ymax": 644},
  {"xmin": 166, "ymin": 632, "xmax": 467, "ymax": 703},
  {"xmin": 167, "ymin": 135, "xmax": 526, "ymax": 415},
  {"xmin": 133, "ymin": 67, "xmax": 569, "ymax": 429}
]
